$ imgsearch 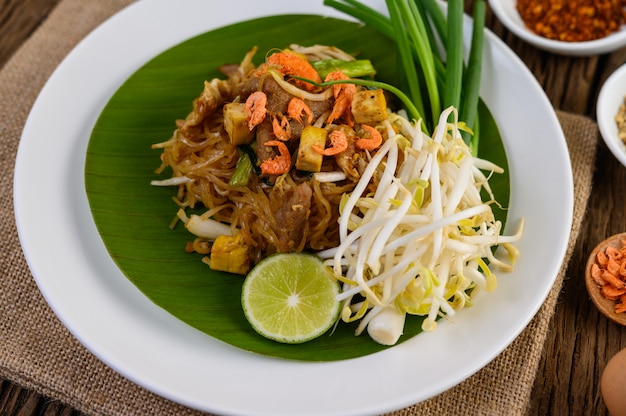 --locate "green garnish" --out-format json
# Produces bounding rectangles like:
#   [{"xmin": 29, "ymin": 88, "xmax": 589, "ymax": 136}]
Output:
[
  {"xmin": 228, "ymin": 148, "xmax": 254, "ymax": 187},
  {"xmin": 323, "ymin": 0, "xmax": 486, "ymax": 154},
  {"xmin": 311, "ymin": 58, "xmax": 377, "ymax": 79}
]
